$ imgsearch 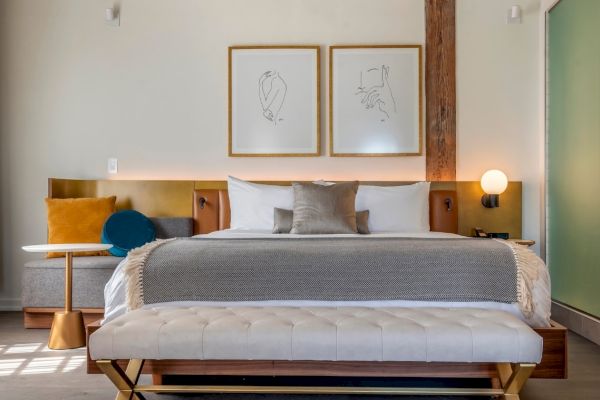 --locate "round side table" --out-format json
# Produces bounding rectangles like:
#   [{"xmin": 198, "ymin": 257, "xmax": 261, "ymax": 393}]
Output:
[{"xmin": 22, "ymin": 243, "xmax": 113, "ymax": 350}]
